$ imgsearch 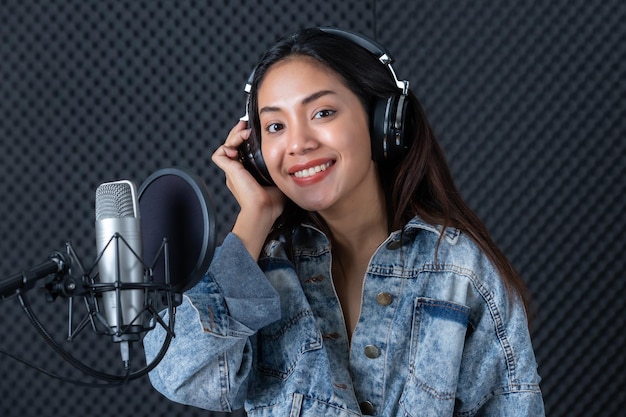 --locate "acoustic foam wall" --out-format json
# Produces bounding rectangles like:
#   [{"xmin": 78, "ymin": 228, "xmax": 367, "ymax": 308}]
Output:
[{"xmin": 0, "ymin": 1, "xmax": 623, "ymax": 416}]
